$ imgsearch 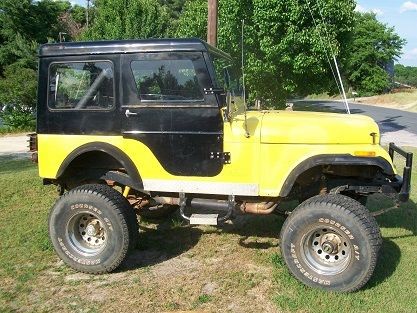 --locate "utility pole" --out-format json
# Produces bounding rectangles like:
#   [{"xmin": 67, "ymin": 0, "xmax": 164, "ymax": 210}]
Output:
[
  {"xmin": 207, "ymin": 0, "xmax": 218, "ymax": 47},
  {"xmin": 86, "ymin": 0, "xmax": 90, "ymax": 29}
]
